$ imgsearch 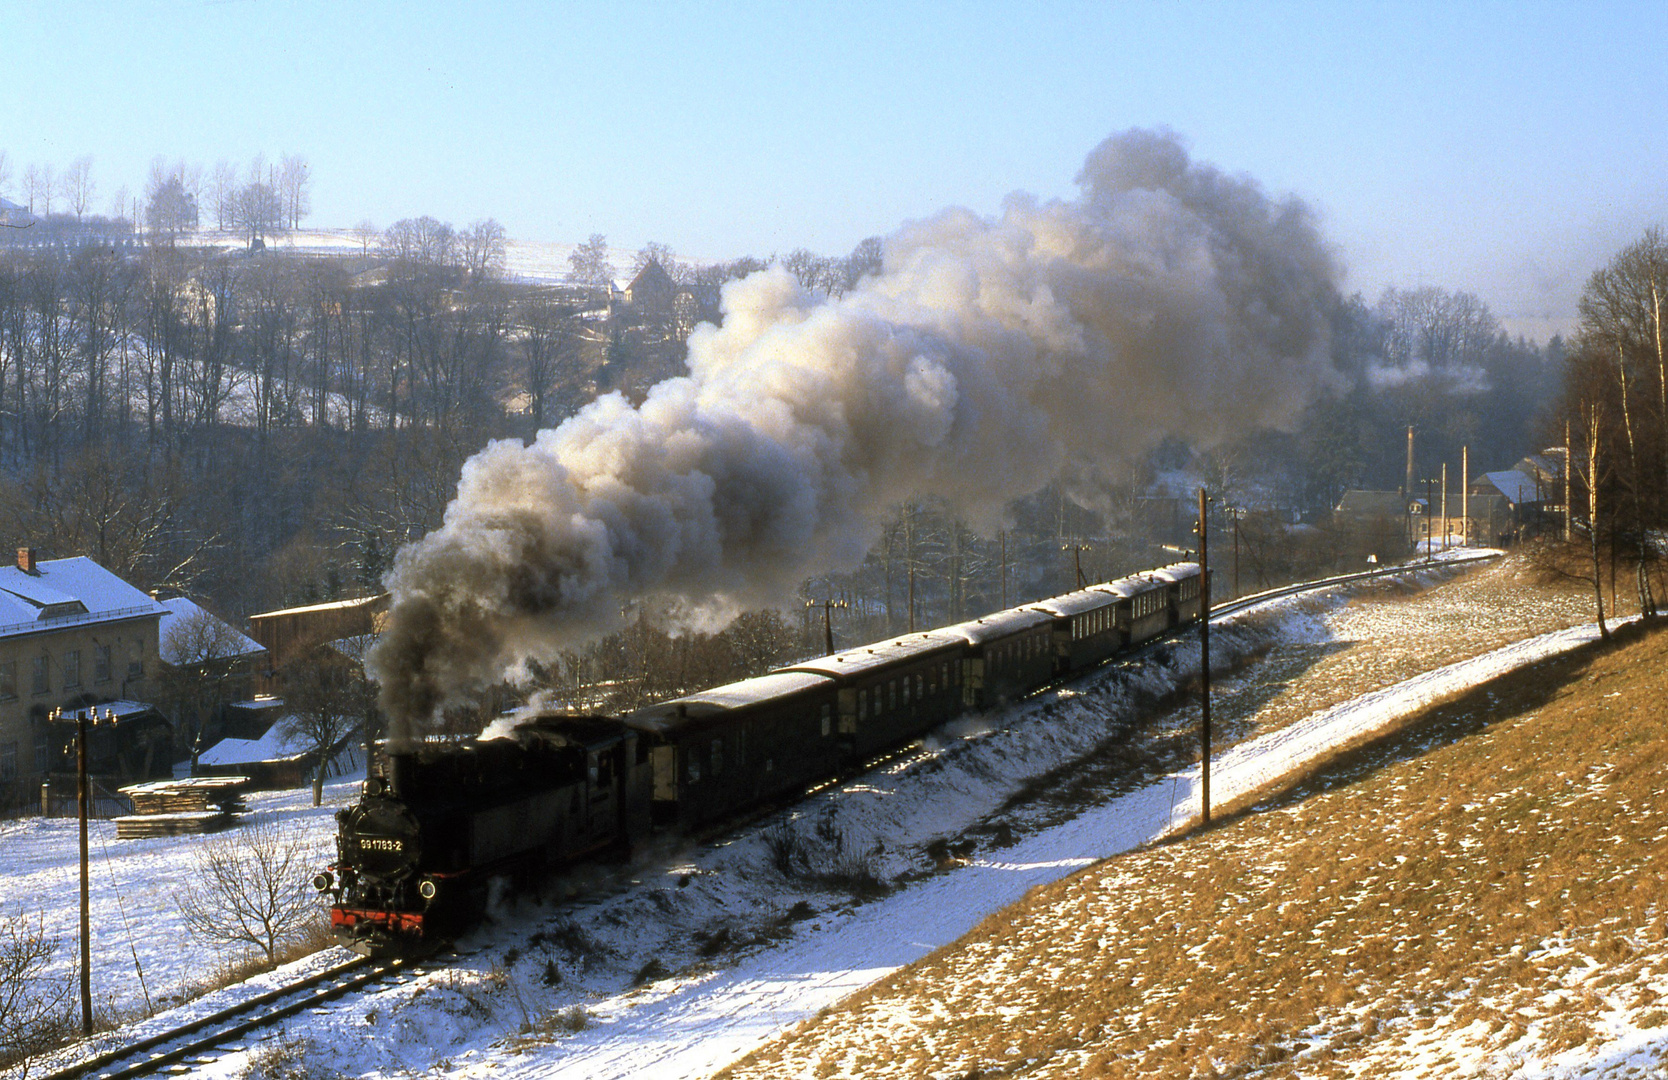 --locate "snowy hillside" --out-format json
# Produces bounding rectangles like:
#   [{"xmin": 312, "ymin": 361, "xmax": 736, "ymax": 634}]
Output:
[{"xmin": 12, "ymin": 553, "xmax": 1646, "ymax": 1080}]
